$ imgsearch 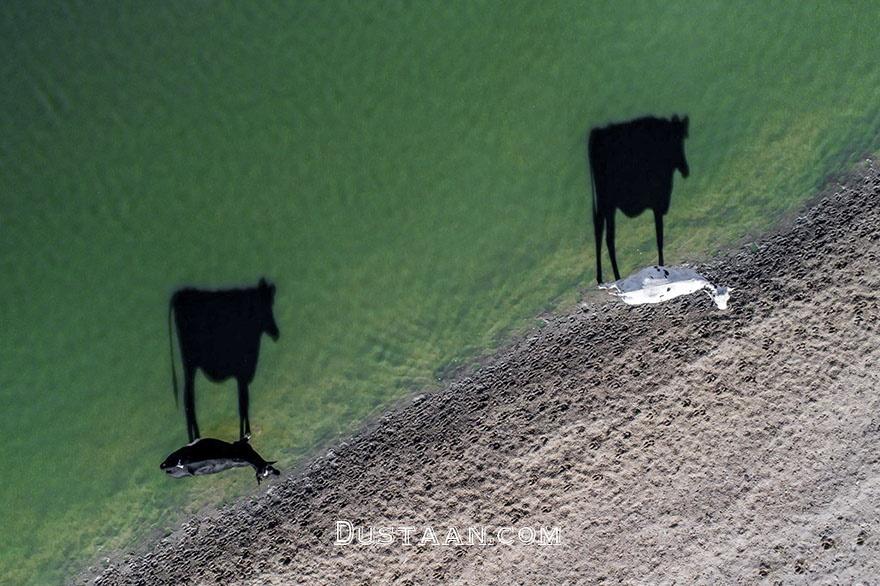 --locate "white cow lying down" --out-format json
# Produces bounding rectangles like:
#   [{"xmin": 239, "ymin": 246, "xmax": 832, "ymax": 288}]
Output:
[{"xmin": 599, "ymin": 265, "xmax": 731, "ymax": 309}]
